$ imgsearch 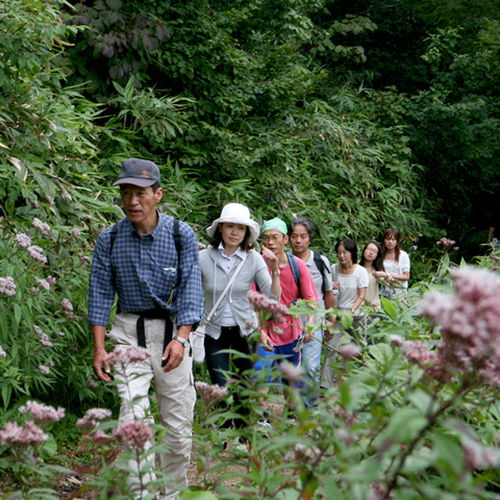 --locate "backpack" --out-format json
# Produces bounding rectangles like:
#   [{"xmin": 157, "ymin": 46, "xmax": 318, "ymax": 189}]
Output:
[
  {"xmin": 313, "ymin": 251, "xmax": 331, "ymax": 298},
  {"xmin": 109, "ymin": 219, "xmax": 182, "ymax": 288}
]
